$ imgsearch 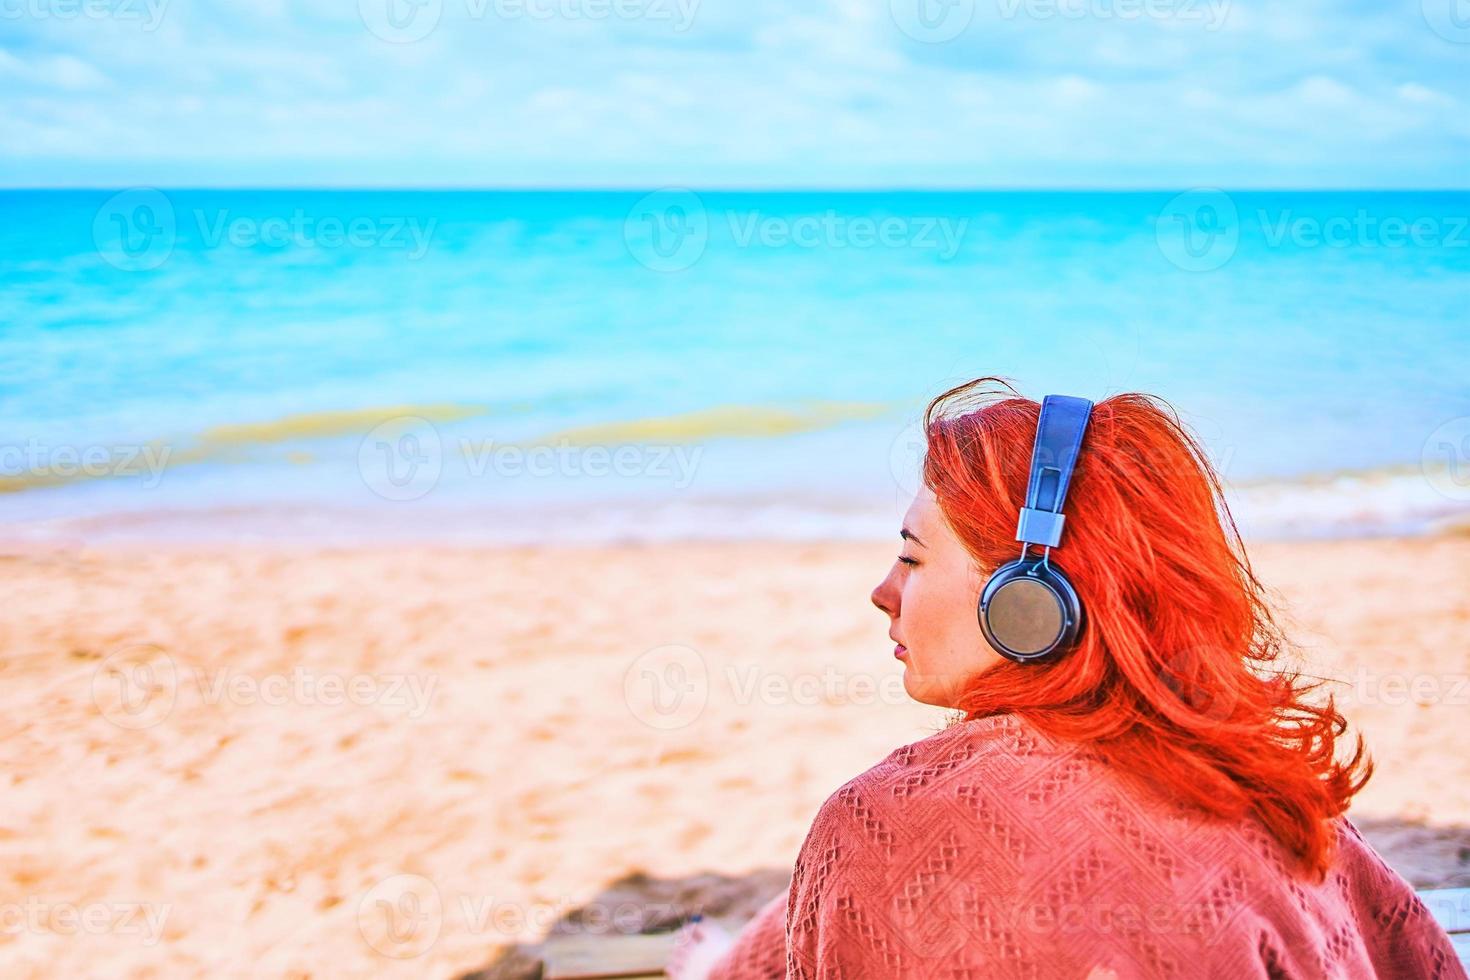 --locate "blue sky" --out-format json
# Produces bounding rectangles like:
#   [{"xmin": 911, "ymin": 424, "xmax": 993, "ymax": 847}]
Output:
[{"xmin": 1, "ymin": 0, "xmax": 1466, "ymax": 187}]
